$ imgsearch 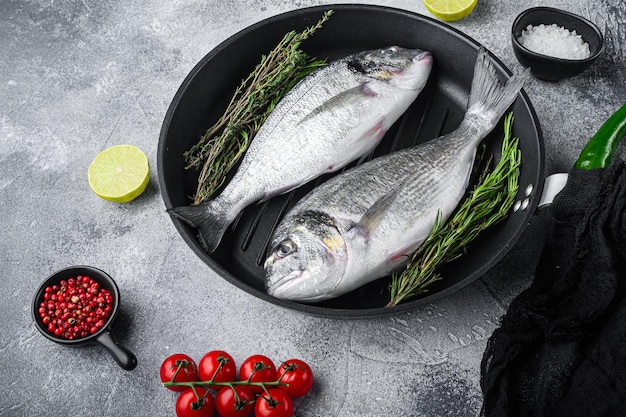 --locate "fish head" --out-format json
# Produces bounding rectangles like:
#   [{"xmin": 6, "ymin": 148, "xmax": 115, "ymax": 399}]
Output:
[
  {"xmin": 264, "ymin": 211, "xmax": 348, "ymax": 302},
  {"xmin": 348, "ymin": 46, "xmax": 433, "ymax": 91}
]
